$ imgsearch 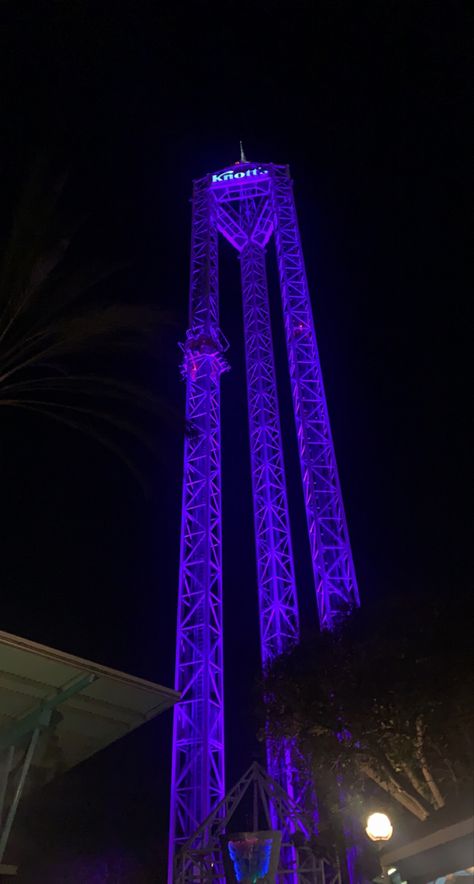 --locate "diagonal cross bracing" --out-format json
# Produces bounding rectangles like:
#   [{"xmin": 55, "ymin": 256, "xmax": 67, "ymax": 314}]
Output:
[
  {"xmin": 240, "ymin": 243, "xmax": 308, "ymax": 867},
  {"xmin": 241, "ymin": 242, "xmax": 299, "ymax": 664},
  {"xmin": 169, "ymin": 177, "xmax": 228, "ymax": 882},
  {"xmin": 271, "ymin": 165, "xmax": 359, "ymax": 630},
  {"xmin": 175, "ymin": 762, "xmax": 341, "ymax": 884},
  {"xmin": 170, "ymin": 163, "xmax": 359, "ymax": 882}
]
